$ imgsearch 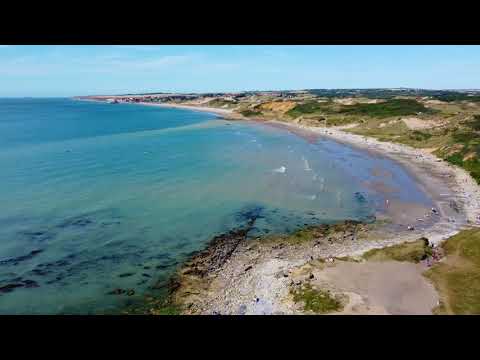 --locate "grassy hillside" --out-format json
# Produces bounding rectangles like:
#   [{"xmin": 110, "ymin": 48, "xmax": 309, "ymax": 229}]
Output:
[
  {"xmin": 433, "ymin": 94, "xmax": 480, "ymax": 103},
  {"xmin": 286, "ymin": 100, "xmax": 335, "ymax": 118},
  {"xmin": 338, "ymin": 99, "xmax": 433, "ymax": 118},
  {"xmin": 363, "ymin": 238, "xmax": 432, "ymax": 263},
  {"xmin": 424, "ymin": 229, "xmax": 480, "ymax": 314},
  {"xmin": 346, "ymin": 102, "xmax": 480, "ymax": 183}
]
